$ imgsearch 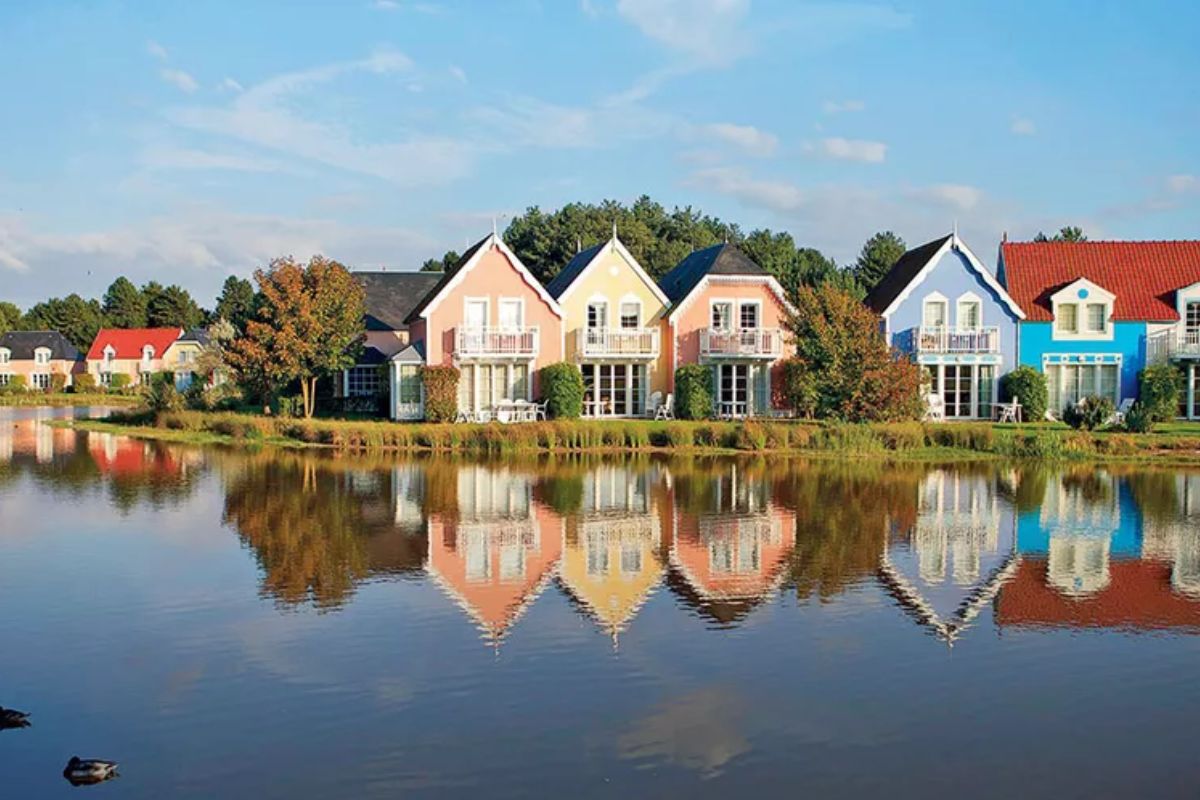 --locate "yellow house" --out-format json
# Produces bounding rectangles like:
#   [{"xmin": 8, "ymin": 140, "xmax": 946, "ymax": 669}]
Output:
[
  {"xmin": 545, "ymin": 232, "xmax": 671, "ymax": 417},
  {"xmin": 162, "ymin": 328, "xmax": 209, "ymax": 390},
  {"xmin": 558, "ymin": 465, "xmax": 666, "ymax": 639}
]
